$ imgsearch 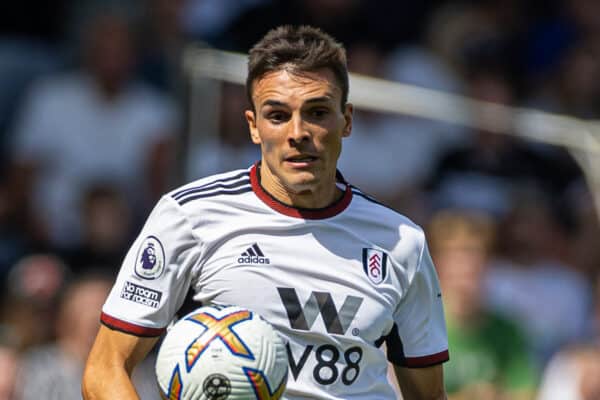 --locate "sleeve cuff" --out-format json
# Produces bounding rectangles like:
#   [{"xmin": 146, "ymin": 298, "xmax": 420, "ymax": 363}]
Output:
[
  {"xmin": 397, "ymin": 350, "xmax": 450, "ymax": 368},
  {"xmin": 101, "ymin": 312, "xmax": 166, "ymax": 337}
]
